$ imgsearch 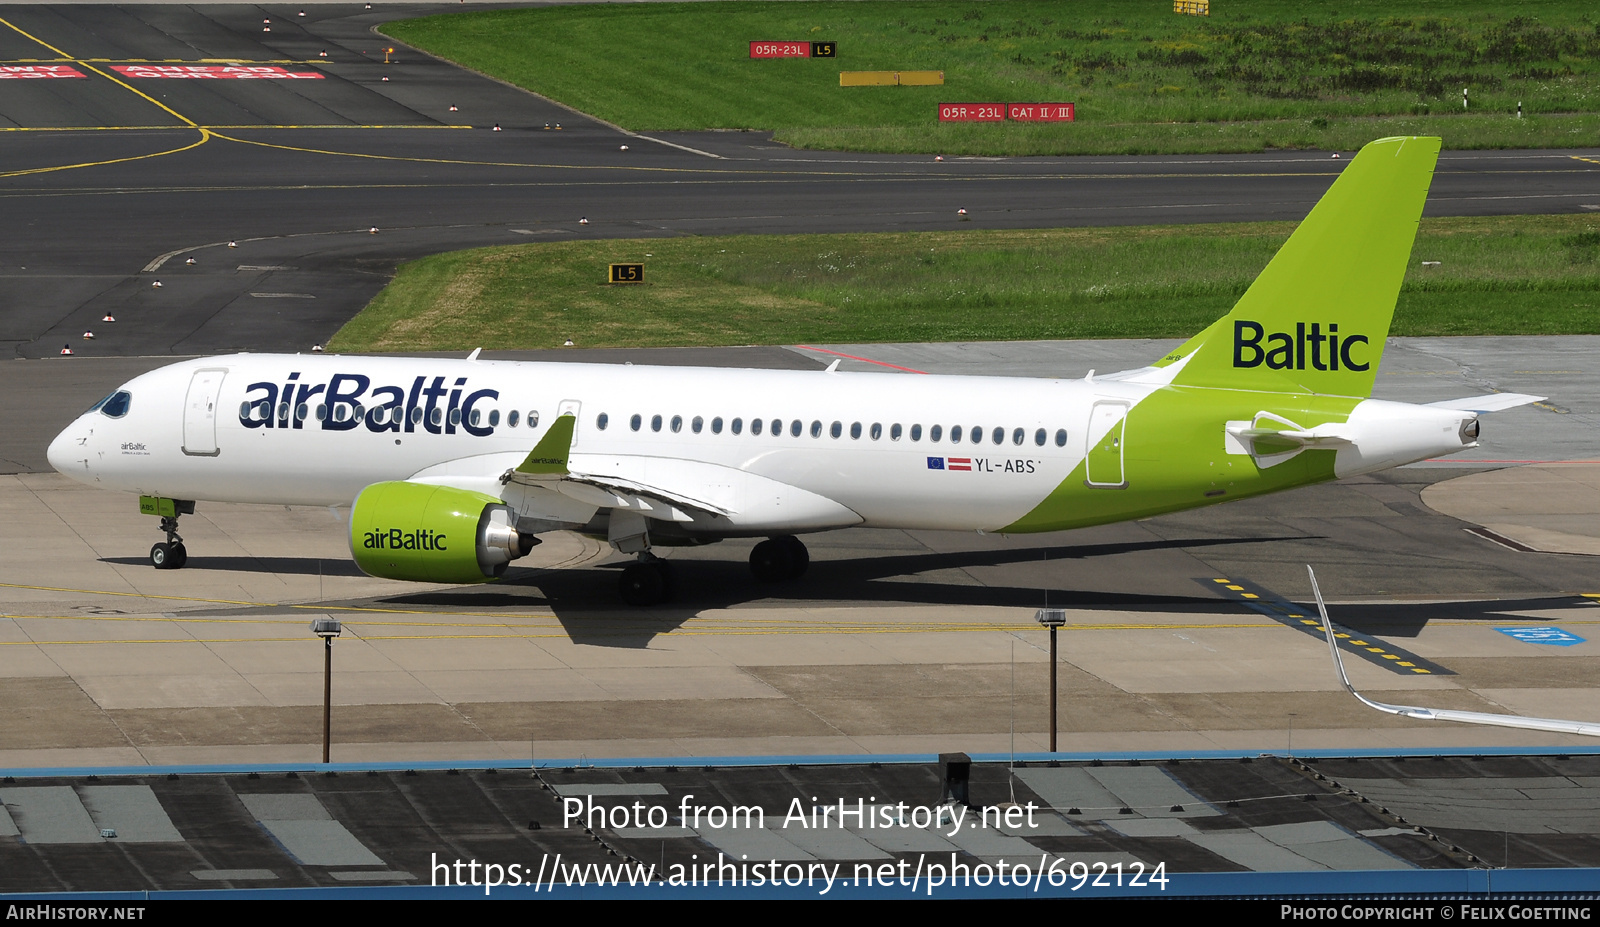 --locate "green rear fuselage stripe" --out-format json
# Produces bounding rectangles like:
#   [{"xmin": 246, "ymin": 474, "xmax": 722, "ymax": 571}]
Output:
[{"xmin": 1003, "ymin": 385, "xmax": 1358, "ymax": 533}]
